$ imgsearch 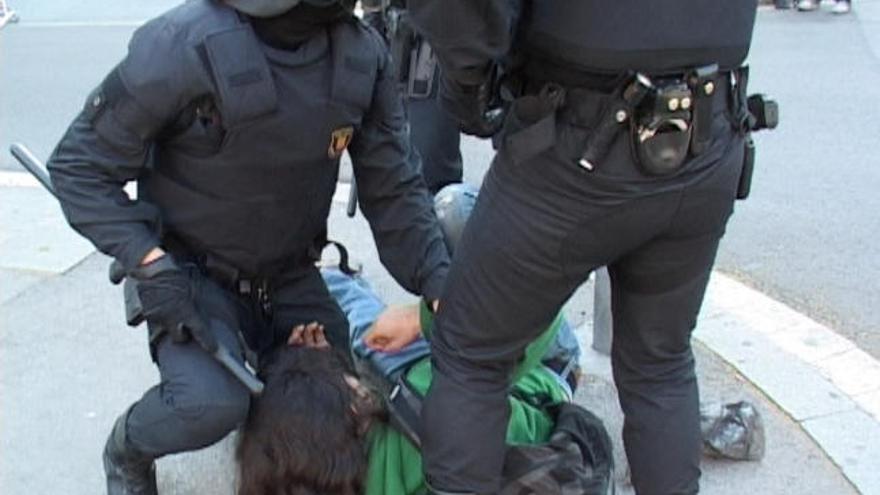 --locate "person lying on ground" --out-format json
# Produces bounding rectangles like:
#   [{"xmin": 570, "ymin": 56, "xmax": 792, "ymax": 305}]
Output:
[
  {"xmin": 236, "ymin": 183, "xmax": 602, "ymax": 495},
  {"xmin": 237, "ymin": 271, "xmax": 585, "ymax": 495}
]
